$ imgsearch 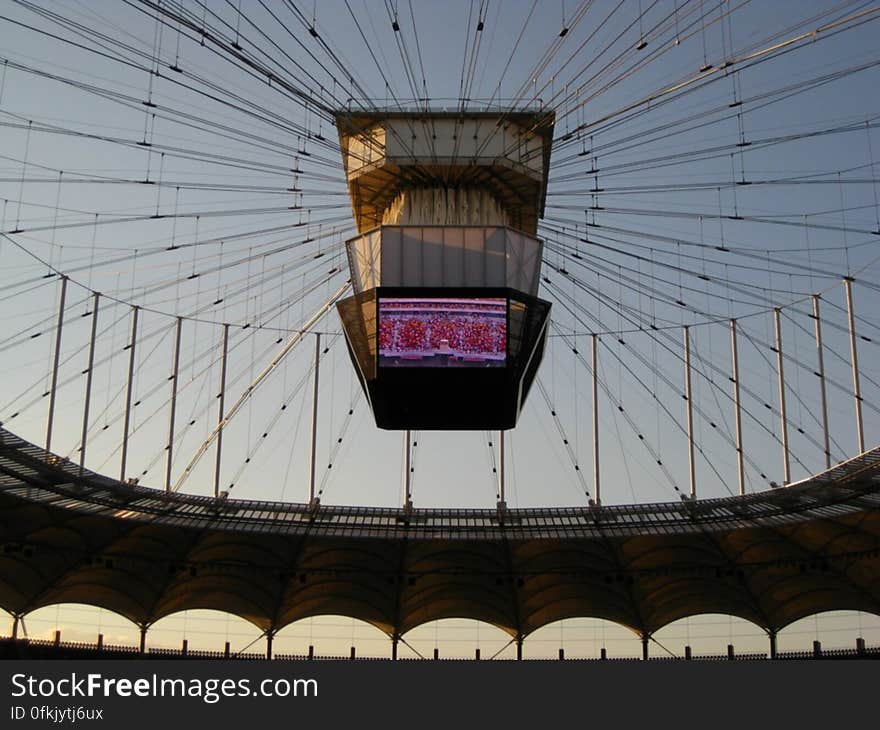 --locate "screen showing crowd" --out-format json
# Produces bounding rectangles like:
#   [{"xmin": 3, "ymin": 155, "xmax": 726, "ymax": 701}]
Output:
[{"xmin": 378, "ymin": 297, "xmax": 507, "ymax": 368}]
